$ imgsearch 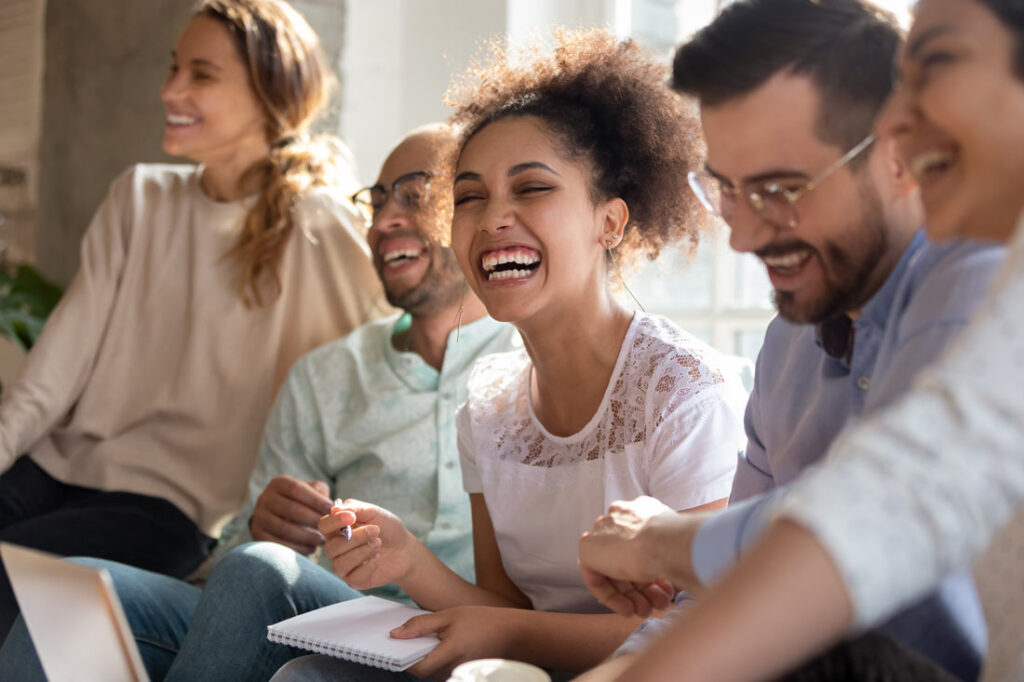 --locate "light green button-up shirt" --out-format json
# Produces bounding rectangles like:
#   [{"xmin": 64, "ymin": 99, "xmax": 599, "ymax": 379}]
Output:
[{"xmin": 221, "ymin": 312, "xmax": 518, "ymax": 602}]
